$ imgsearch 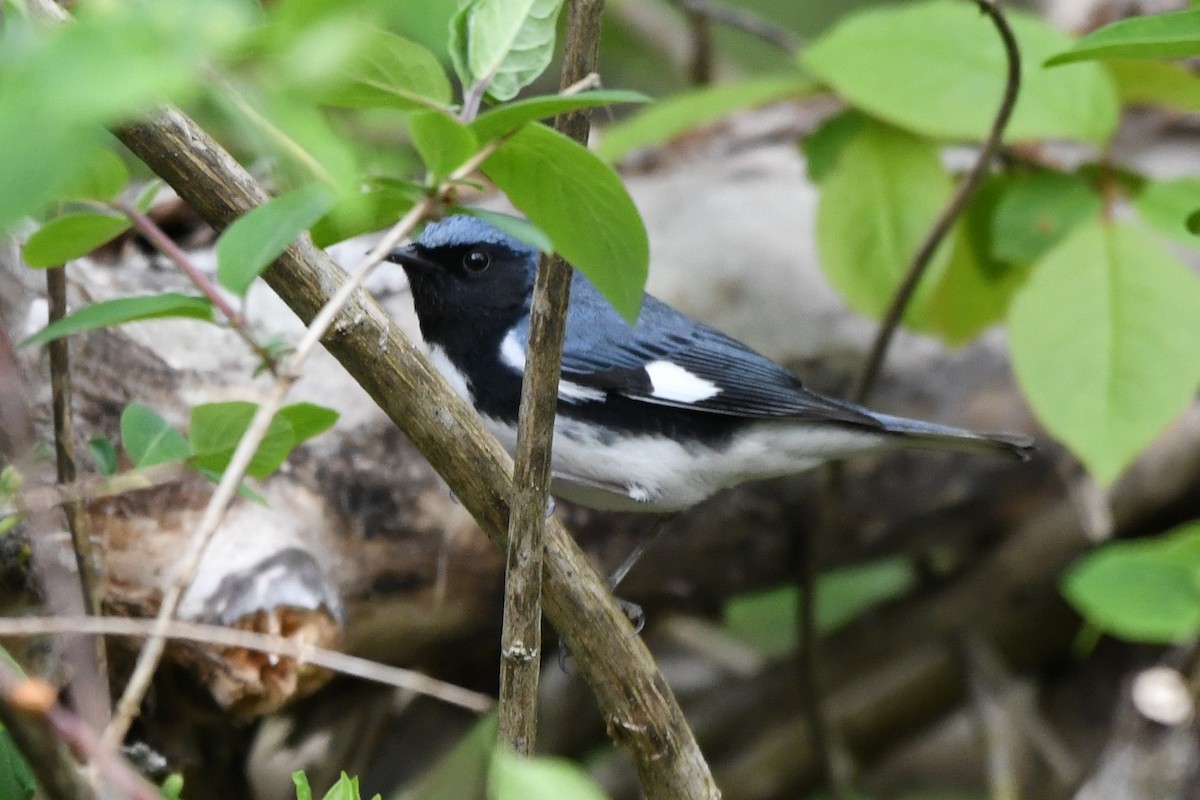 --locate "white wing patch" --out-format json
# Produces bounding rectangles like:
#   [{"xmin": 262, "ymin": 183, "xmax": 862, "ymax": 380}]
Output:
[
  {"xmin": 499, "ymin": 329, "xmax": 605, "ymax": 403},
  {"xmin": 428, "ymin": 345, "xmax": 473, "ymax": 402},
  {"xmin": 645, "ymin": 360, "xmax": 721, "ymax": 403}
]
